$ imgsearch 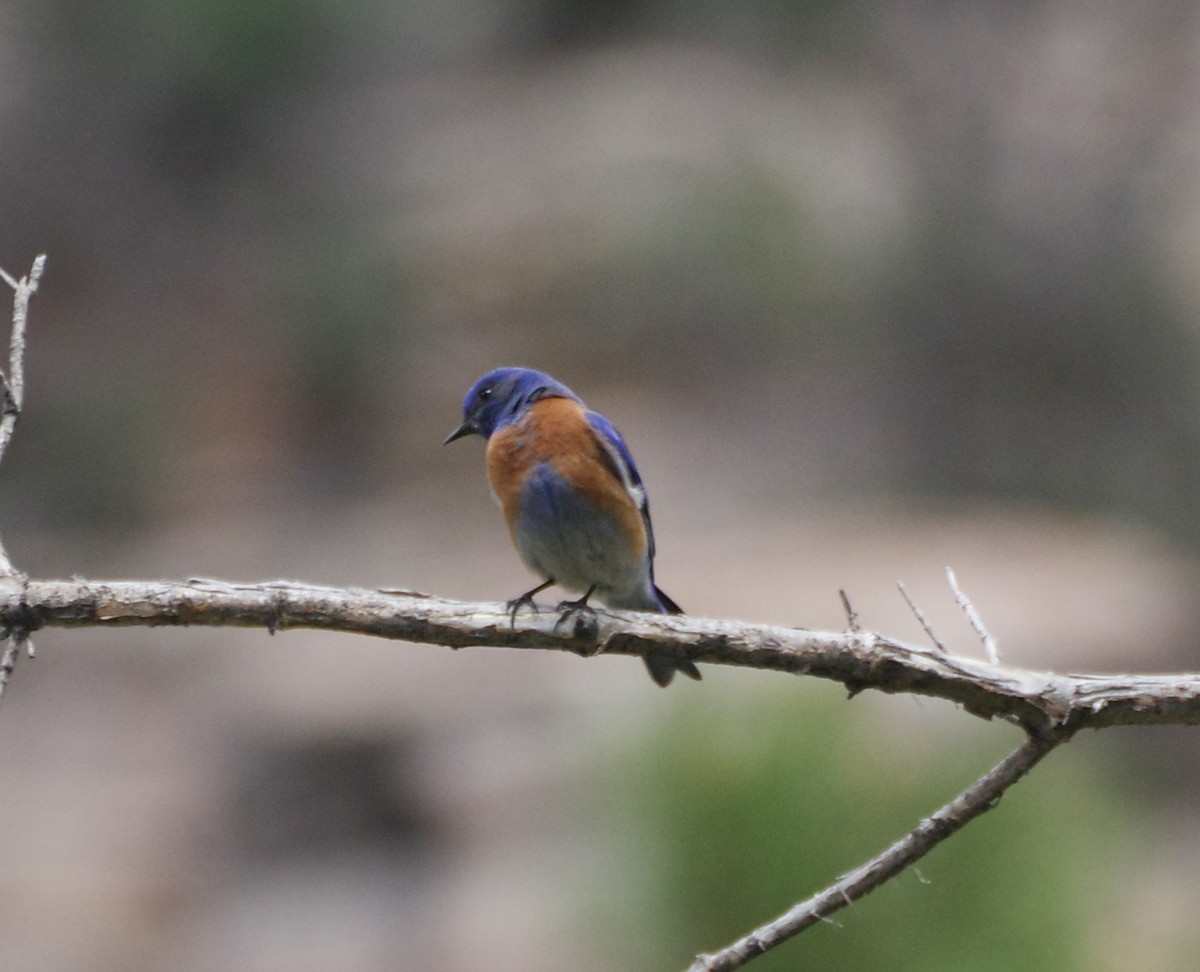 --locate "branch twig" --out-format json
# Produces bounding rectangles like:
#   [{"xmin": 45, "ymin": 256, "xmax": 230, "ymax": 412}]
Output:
[
  {"xmin": 0, "ymin": 627, "xmax": 28, "ymax": 699},
  {"xmin": 0, "ymin": 254, "xmax": 45, "ymax": 470},
  {"xmin": 0, "ymin": 256, "xmax": 45, "ymax": 686},
  {"xmin": 947, "ymin": 566, "xmax": 1000, "ymax": 664},
  {"xmin": 838, "ymin": 589, "xmax": 859, "ymax": 633},
  {"xmin": 685, "ymin": 732, "xmax": 1061, "ymax": 971},
  {"xmin": 897, "ymin": 580, "xmax": 946, "ymax": 653}
]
